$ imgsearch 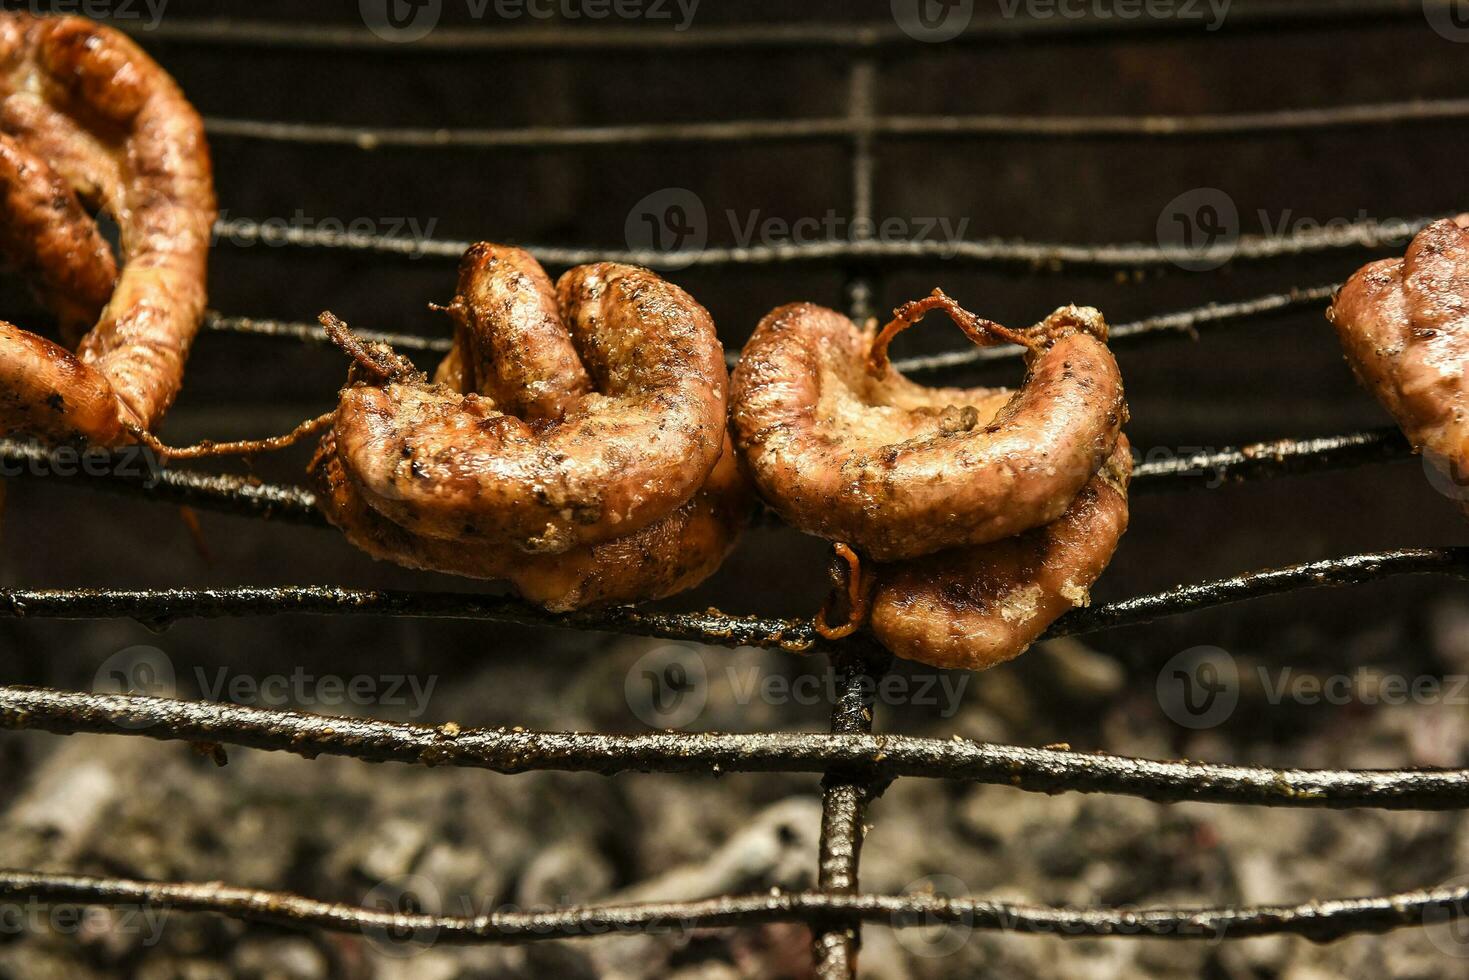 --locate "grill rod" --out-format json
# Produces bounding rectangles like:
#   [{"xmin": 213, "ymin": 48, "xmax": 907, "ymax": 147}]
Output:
[
  {"xmin": 203, "ymin": 97, "xmax": 1469, "ymax": 149},
  {"xmin": 212, "ymin": 212, "xmax": 1443, "ymax": 273},
  {"xmin": 7, "ymin": 686, "xmax": 1469, "ymax": 809},
  {"xmin": 810, "ymin": 54, "xmax": 882, "ymax": 976},
  {"xmin": 1, "ymin": 870, "xmax": 1464, "ymax": 945},
  {"xmin": 200, "ymin": 281, "xmax": 1343, "ymax": 372},
  {"xmin": 0, "ymin": 548, "xmax": 1459, "ymax": 650}
]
